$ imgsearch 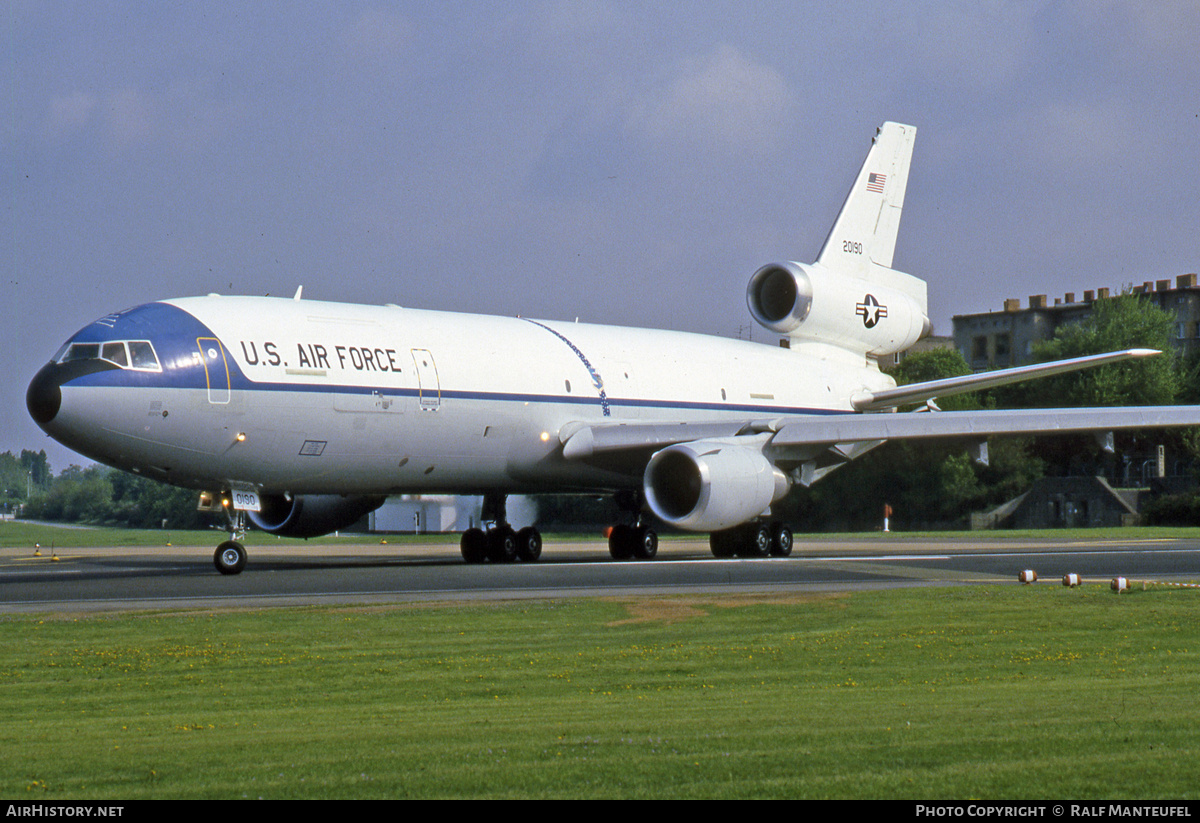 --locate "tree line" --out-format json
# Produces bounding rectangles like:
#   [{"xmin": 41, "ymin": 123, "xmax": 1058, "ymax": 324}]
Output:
[{"xmin": 13, "ymin": 458, "xmax": 213, "ymax": 530}]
